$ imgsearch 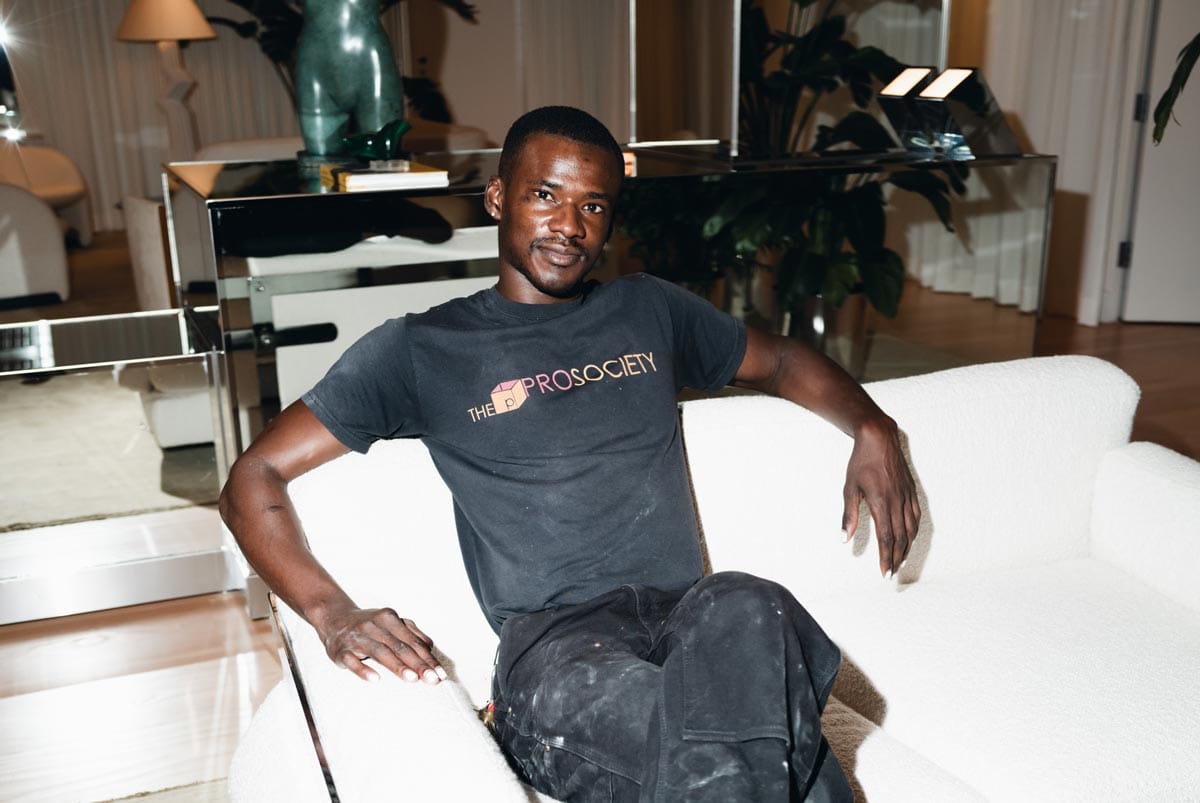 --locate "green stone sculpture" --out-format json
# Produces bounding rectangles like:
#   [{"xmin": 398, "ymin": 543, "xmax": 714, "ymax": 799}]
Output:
[
  {"xmin": 295, "ymin": 0, "xmax": 406, "ymax": 158},
  {"xmin": 342, "ymin": 118, "xmax": 412, "ymax": 160}
]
